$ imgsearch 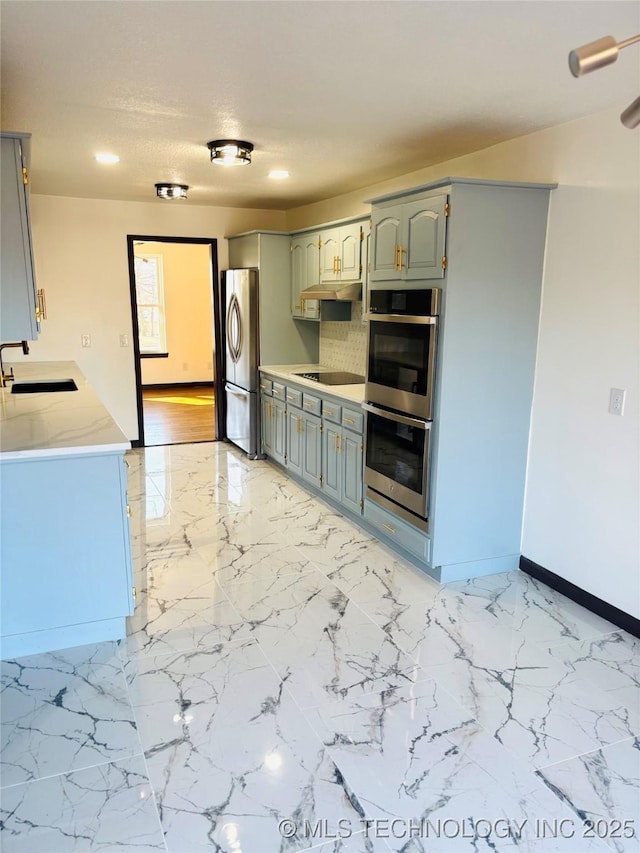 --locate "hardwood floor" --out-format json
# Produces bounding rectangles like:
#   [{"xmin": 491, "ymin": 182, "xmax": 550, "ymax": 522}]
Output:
[{"xmin": 142, "ymin": 384, "xmax": 216, "ymax": 446}]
